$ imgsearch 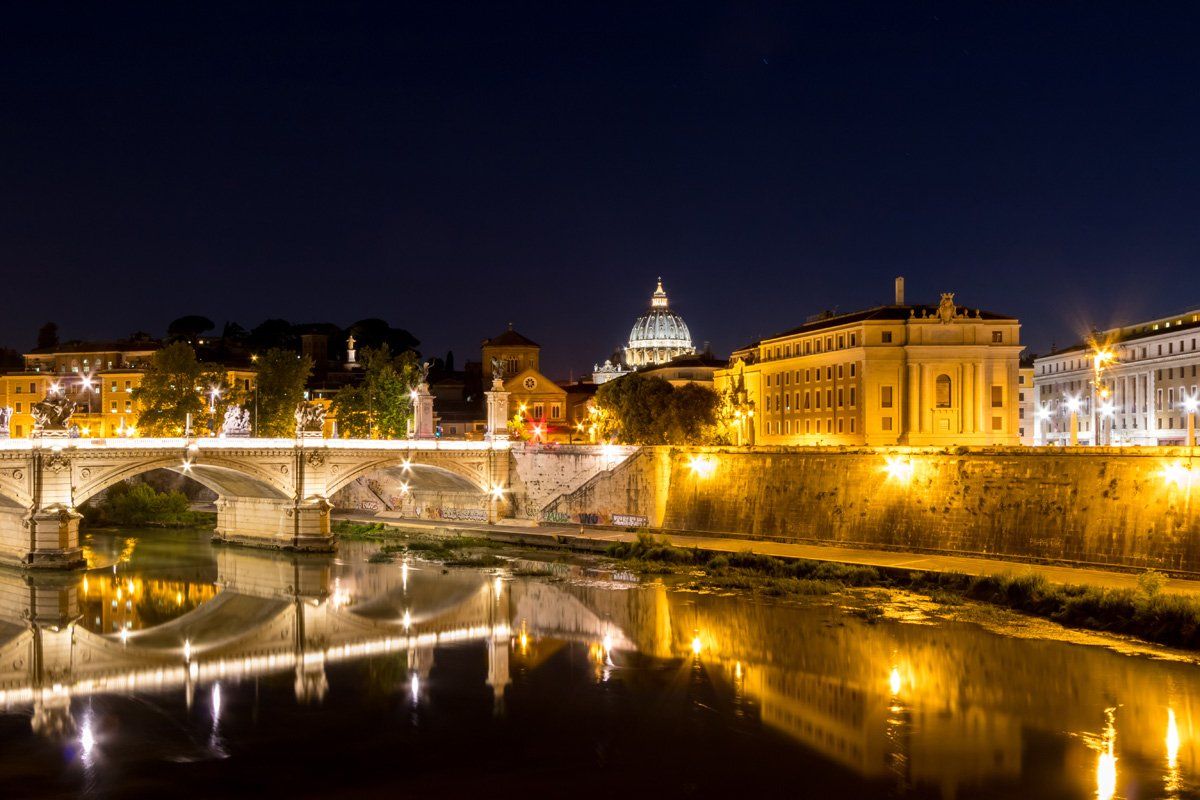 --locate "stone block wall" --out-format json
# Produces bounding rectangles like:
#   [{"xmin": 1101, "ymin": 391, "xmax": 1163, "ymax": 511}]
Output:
[{"xmin": 547, "ymin": 445, "xmax": 1200, "ymax": 573}]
